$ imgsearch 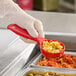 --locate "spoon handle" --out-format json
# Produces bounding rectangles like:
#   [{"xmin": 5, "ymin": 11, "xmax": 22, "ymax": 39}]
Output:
[{"xmin": 7, "ymin": 24, "xmax": 38, "ymax": 42}]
